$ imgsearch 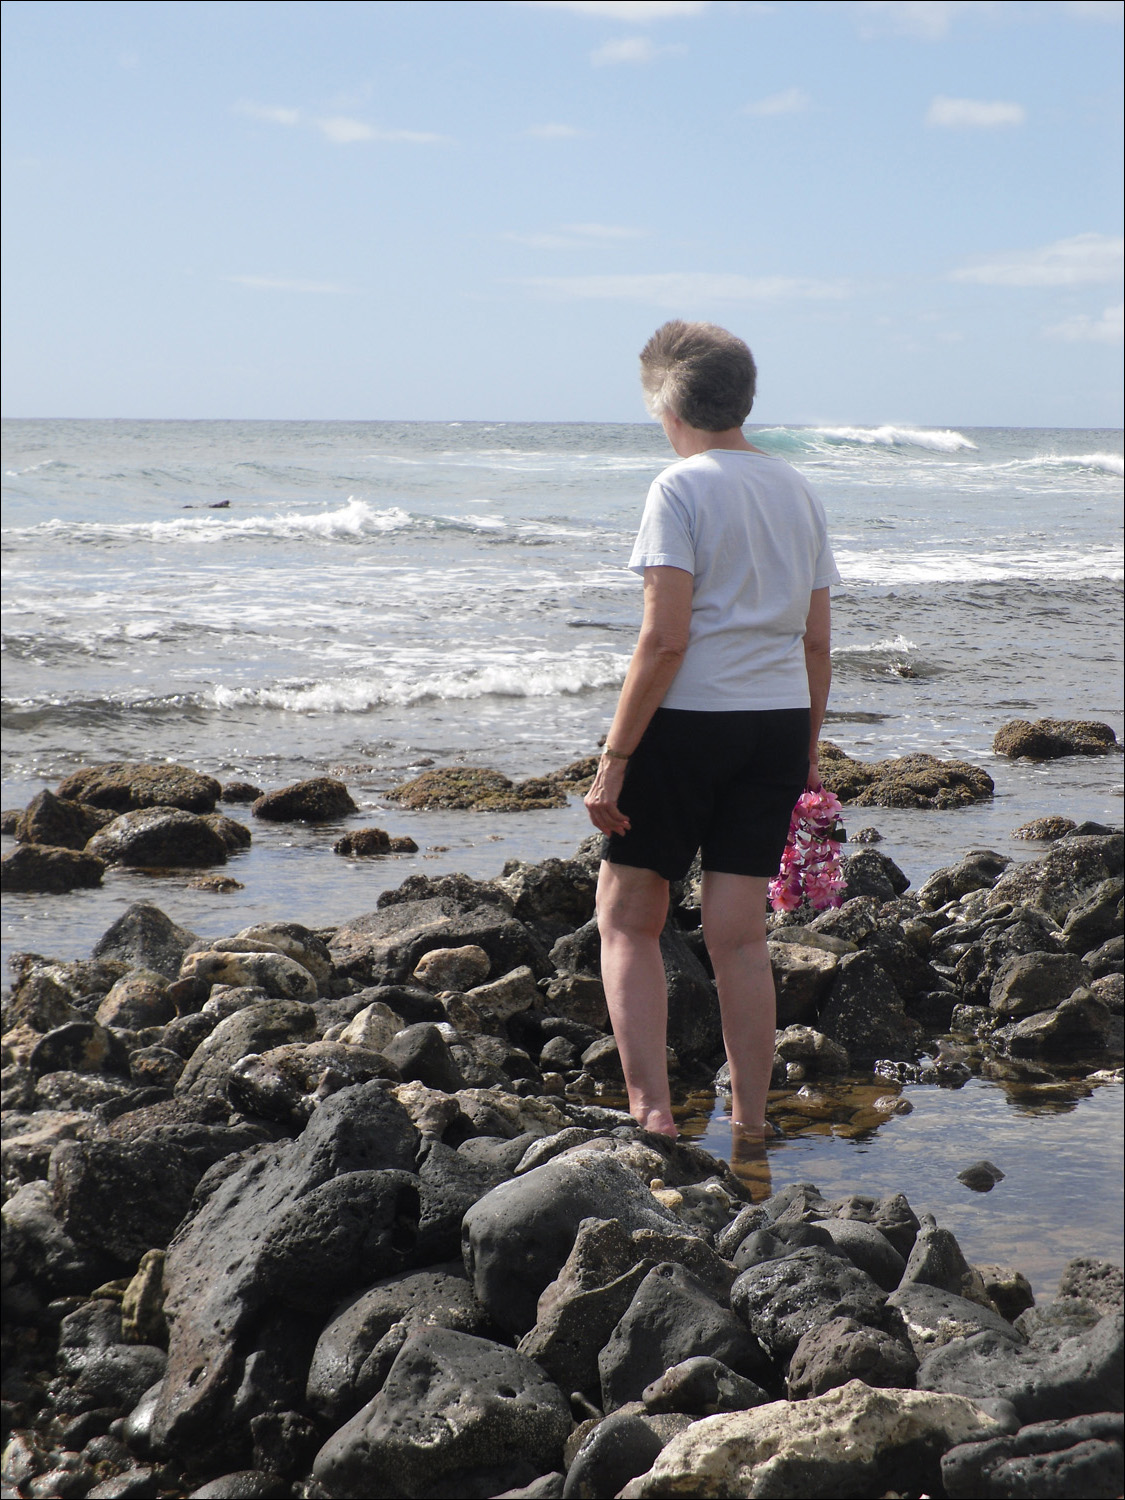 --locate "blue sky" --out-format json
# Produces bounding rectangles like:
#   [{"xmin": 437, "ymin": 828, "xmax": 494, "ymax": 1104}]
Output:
[{"xmin": 2, "ymin": 0, "xmax": 1122, "ymax": 425}]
